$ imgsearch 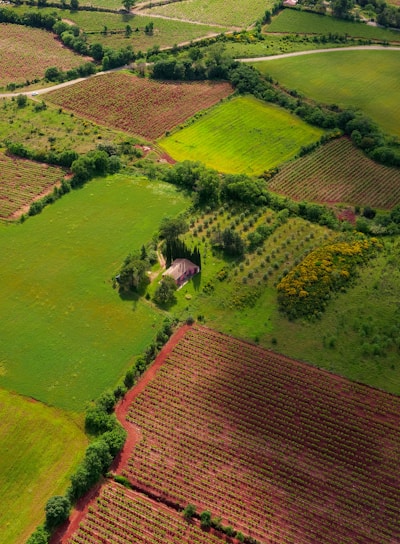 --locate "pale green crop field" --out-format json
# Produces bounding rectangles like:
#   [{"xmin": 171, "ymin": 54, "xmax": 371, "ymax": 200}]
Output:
[
  {"xmin": 267, "ymin": 9, "xmax": 400, "ymax": 41},
  {"xmin": 140, "ymin": 0, "xmax": 272, "ymax": 28},
  {"xmin": 0, "ymin": 389, "xmax": 87, "ymax": 544},
  {"xmin": 0, "ymin": 174, "xmax": 188, "ymax": 411},
  {"xmin": 159, "ymin": 96, "xmax": 324, "ymax": 174},
  {"xmin": 253, "ymin": 50, "xmax": 400, "ymax": 137}
]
